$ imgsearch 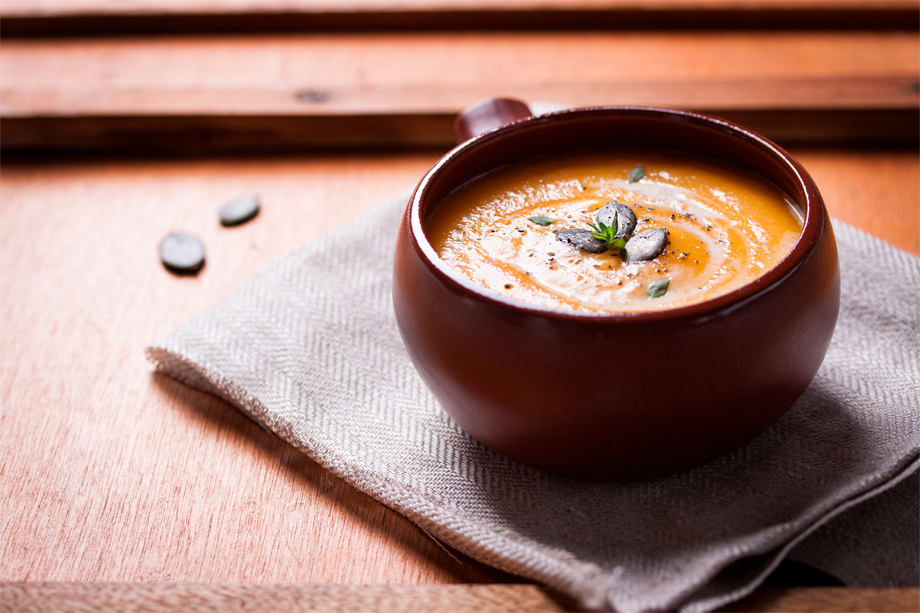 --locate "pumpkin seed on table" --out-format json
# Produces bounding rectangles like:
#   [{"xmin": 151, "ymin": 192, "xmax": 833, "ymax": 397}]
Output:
[
  {"xmin": 553, "ymin": 229, "xmax": 609, "ymax": 253},
  {"xmin": 596, "ymin": 201, "xmax": 637, "ymax": 239},
  {"xmin": 159, "ymin": 232, "xmax": 205, "ymax": 275},
  {"xmin": 219, "ymin": 195, "xmax": 260, "ymax": 227},
  {"xmin": 623, "ymin": 227, "xmax": 669, "ymax": 262}
]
